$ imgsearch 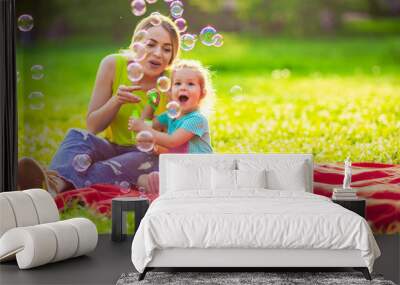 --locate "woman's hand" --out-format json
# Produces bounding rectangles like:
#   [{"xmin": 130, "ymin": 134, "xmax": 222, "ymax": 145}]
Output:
[
  {"xmin": 128, "ymin": 117, "xmax": 148, "ymax": 132},
  {"xmin": 114, "ymin": 85, "xmax": 142, "ymax": 105}
]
